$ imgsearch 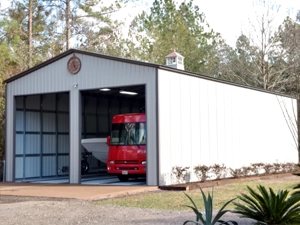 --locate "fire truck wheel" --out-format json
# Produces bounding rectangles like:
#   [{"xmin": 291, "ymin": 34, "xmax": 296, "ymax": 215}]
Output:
[{"xmin": 118, "ymin": 175, "xmax": 129, "ymax": 182}]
